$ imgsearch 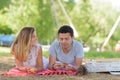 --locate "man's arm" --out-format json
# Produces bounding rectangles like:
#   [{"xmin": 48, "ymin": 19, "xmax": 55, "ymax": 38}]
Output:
[
  {"xmin": 74, "ymin": 42, "xmax": 84, "ymax": 70},
  {"xmin": 48, "ymin": 54, "xmax": 56, "ymax": 69},
  {"xmin": 74, "ymin": 58, "xmax": 83, "ymax": 70}
]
